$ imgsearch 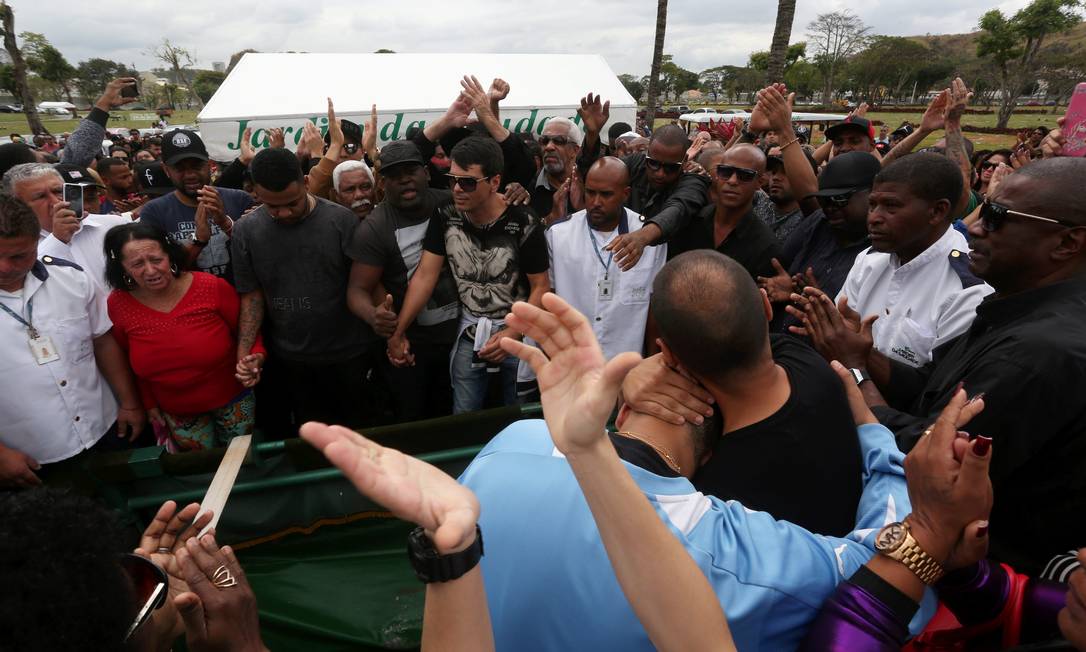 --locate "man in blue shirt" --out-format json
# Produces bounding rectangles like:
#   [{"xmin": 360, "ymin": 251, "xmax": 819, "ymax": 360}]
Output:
[{"xmin": 139, "ymin": 129, "xmax": 253, "ymax": 283}]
